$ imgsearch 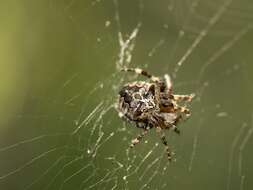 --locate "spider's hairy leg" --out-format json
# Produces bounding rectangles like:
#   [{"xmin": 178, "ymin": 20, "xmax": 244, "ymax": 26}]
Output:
[
  {"xmin": 170, "ymin": 114, "xmax": 184, "ymax": 135},
  {"xmin": 171, "ymin": 124, "xmax": 180, "ymax": 135},
  {"xmin": 130, "ymin": 129, "xmax": 148, "ymax": 148},
  {"xmin": 152, "ymin": 83, "xmax": 161, "ymax": 109},
  {"xmin": 173, "ymin": 103, "xmax": 191, "ymax": 117},
  {"xmin": 171, "ymin": 93, "xmax": 195, "ymax": 102},
  {"xmin": 121, "ymin": 67, "xmax": 160, "ymax": 83},
  {"xmin": 156, "ymin": 127, "xmax": 173, "ymax": 161},
  {"xmin": 164, "ymin": 74, "xmax": 172, "ymax": 94}
]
